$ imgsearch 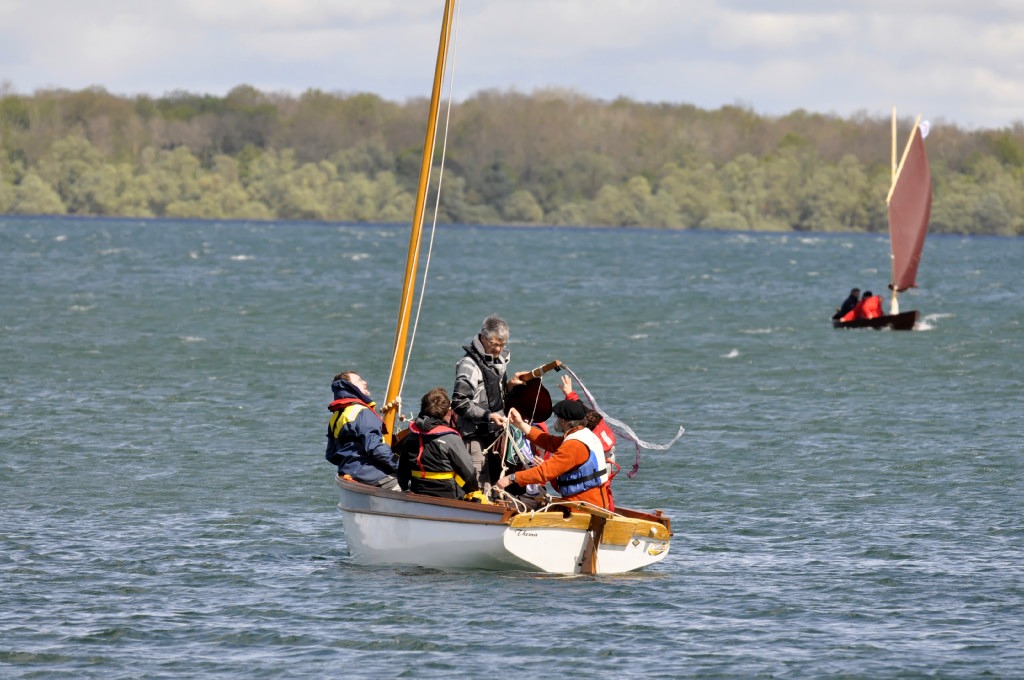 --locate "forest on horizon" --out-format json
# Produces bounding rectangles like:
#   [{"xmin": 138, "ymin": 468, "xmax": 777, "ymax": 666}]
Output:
[{"xmin": 1, "ymin": 83, "xmax": 1022, "ymax": 236}]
